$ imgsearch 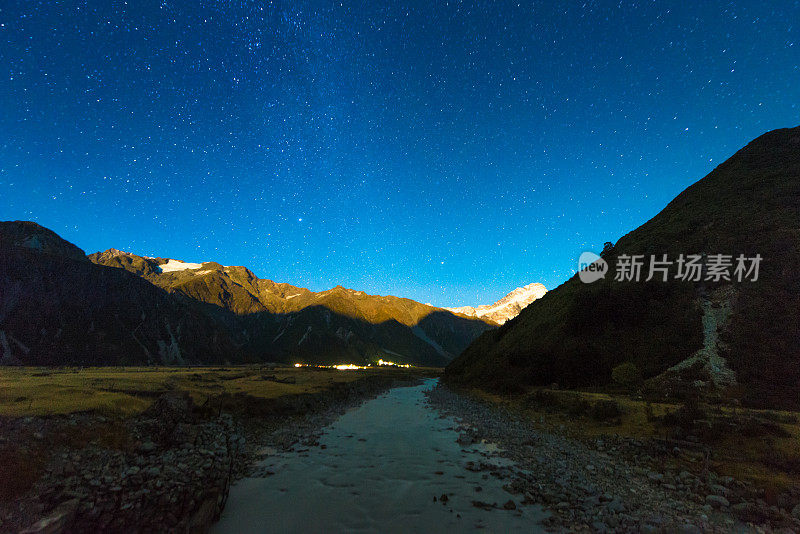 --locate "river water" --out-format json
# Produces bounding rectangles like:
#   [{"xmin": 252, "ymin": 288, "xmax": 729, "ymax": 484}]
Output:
[{"xmin": 212, "ymin": 378, "xmax": 546, "ymax": 533}]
